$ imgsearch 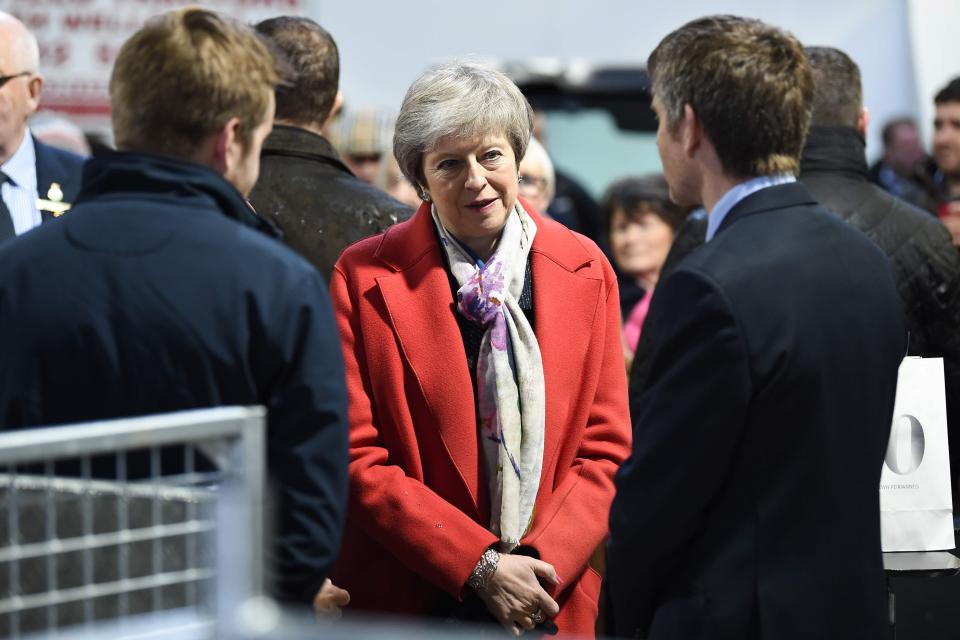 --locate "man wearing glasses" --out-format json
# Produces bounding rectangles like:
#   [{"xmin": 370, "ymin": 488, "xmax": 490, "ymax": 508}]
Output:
[{"xmin": 0, "ymin": 12, "xmax": 84, "ymax": 243}]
